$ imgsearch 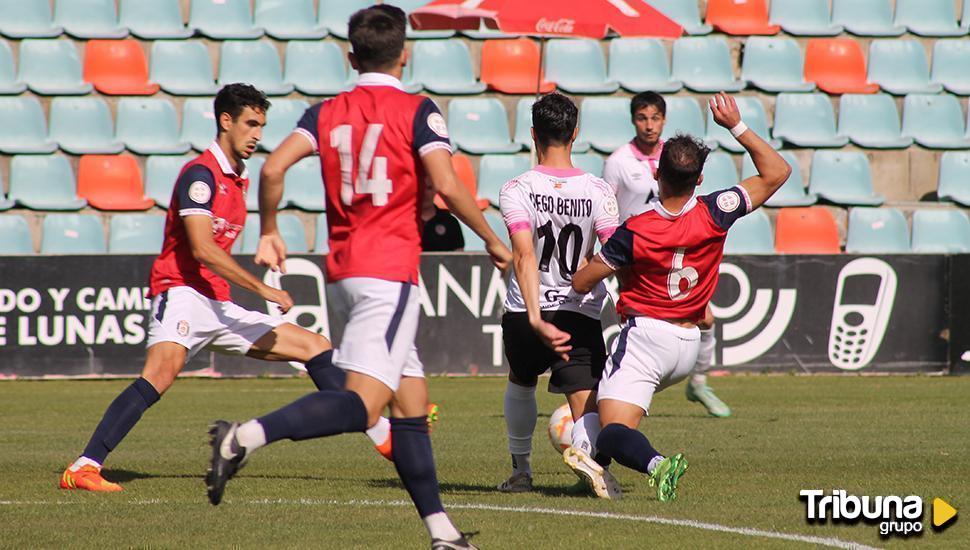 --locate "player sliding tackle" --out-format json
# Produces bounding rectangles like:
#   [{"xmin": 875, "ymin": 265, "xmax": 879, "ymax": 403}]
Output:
[{"xmin": 568, "ymin": 93, "xmax": 790, "ymax": 502}]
